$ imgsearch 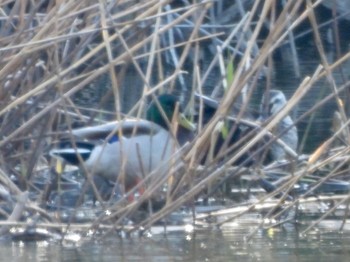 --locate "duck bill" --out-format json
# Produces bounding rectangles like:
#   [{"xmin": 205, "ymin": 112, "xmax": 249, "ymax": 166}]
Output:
[
  {"xmin": 55, "ymin": 158, "xmax": 64, "ymax": 174},
  {"xmin": 178, "ymin": 113, "xmax": 196, "ymax": 131}
]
